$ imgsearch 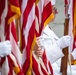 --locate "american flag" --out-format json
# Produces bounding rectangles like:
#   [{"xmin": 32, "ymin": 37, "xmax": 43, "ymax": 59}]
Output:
[
  {"xmin": 32, "ymin": 0, "xmax": 54, "ymax": 75},
  {"xmin": 20, "ymin": 0, "xmax": 36, "ymax": 75},
  {"xmin": 19, "ymin": 0, "xmax": 54, "ymax": 75},
  {"xmin": 0, "ymin": 0, "xmax": 23, "ymax": 75}
]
